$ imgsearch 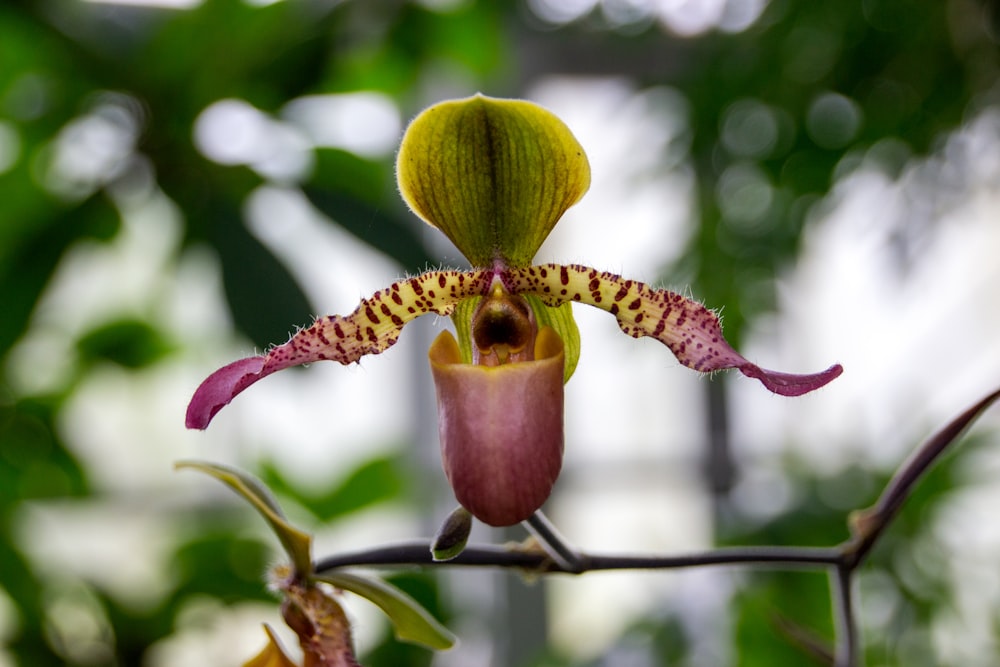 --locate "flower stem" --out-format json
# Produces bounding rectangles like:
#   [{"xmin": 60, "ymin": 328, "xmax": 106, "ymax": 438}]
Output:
[
  {"xmin": 523, "ymin": 511, "xmax": 585, "ymax": 573},
  {"xmin": 313, "ymin": 542, "xmax": 841, "ymax": 574},
  {"xmin": 832, "ymin": 564, "xmax": 859, "ymax": 667}
]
